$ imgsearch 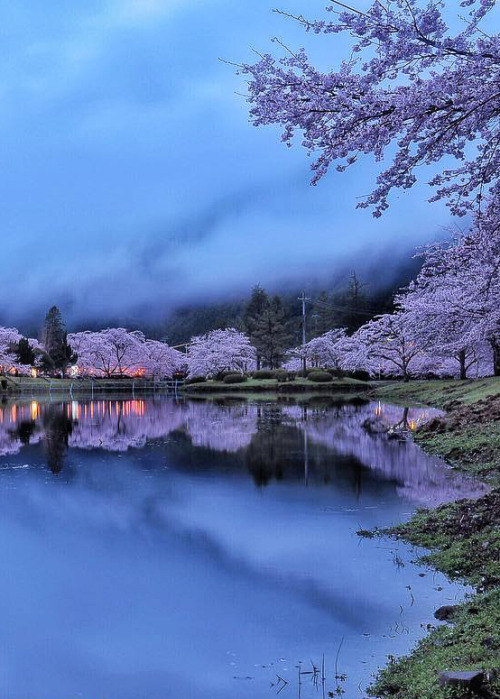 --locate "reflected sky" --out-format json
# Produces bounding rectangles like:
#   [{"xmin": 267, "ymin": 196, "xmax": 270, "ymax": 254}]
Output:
[{"xmin": 0, "ymin": 396, "xmax": 485, "ymax": 698}]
